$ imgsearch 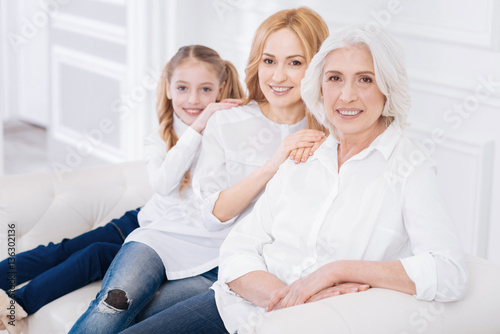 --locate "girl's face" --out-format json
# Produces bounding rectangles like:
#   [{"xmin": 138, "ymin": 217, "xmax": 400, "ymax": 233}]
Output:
[
  {"xmin": 258, "ymin": 28, "xmax": 307, "ymax": 113},
  {"xmin": 321, "ymin": 45, "xmax": 386, "ymax": 139},
  {"xmin": 167, "ymin": 59, "xmax": 223, "ymax": 125}
]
